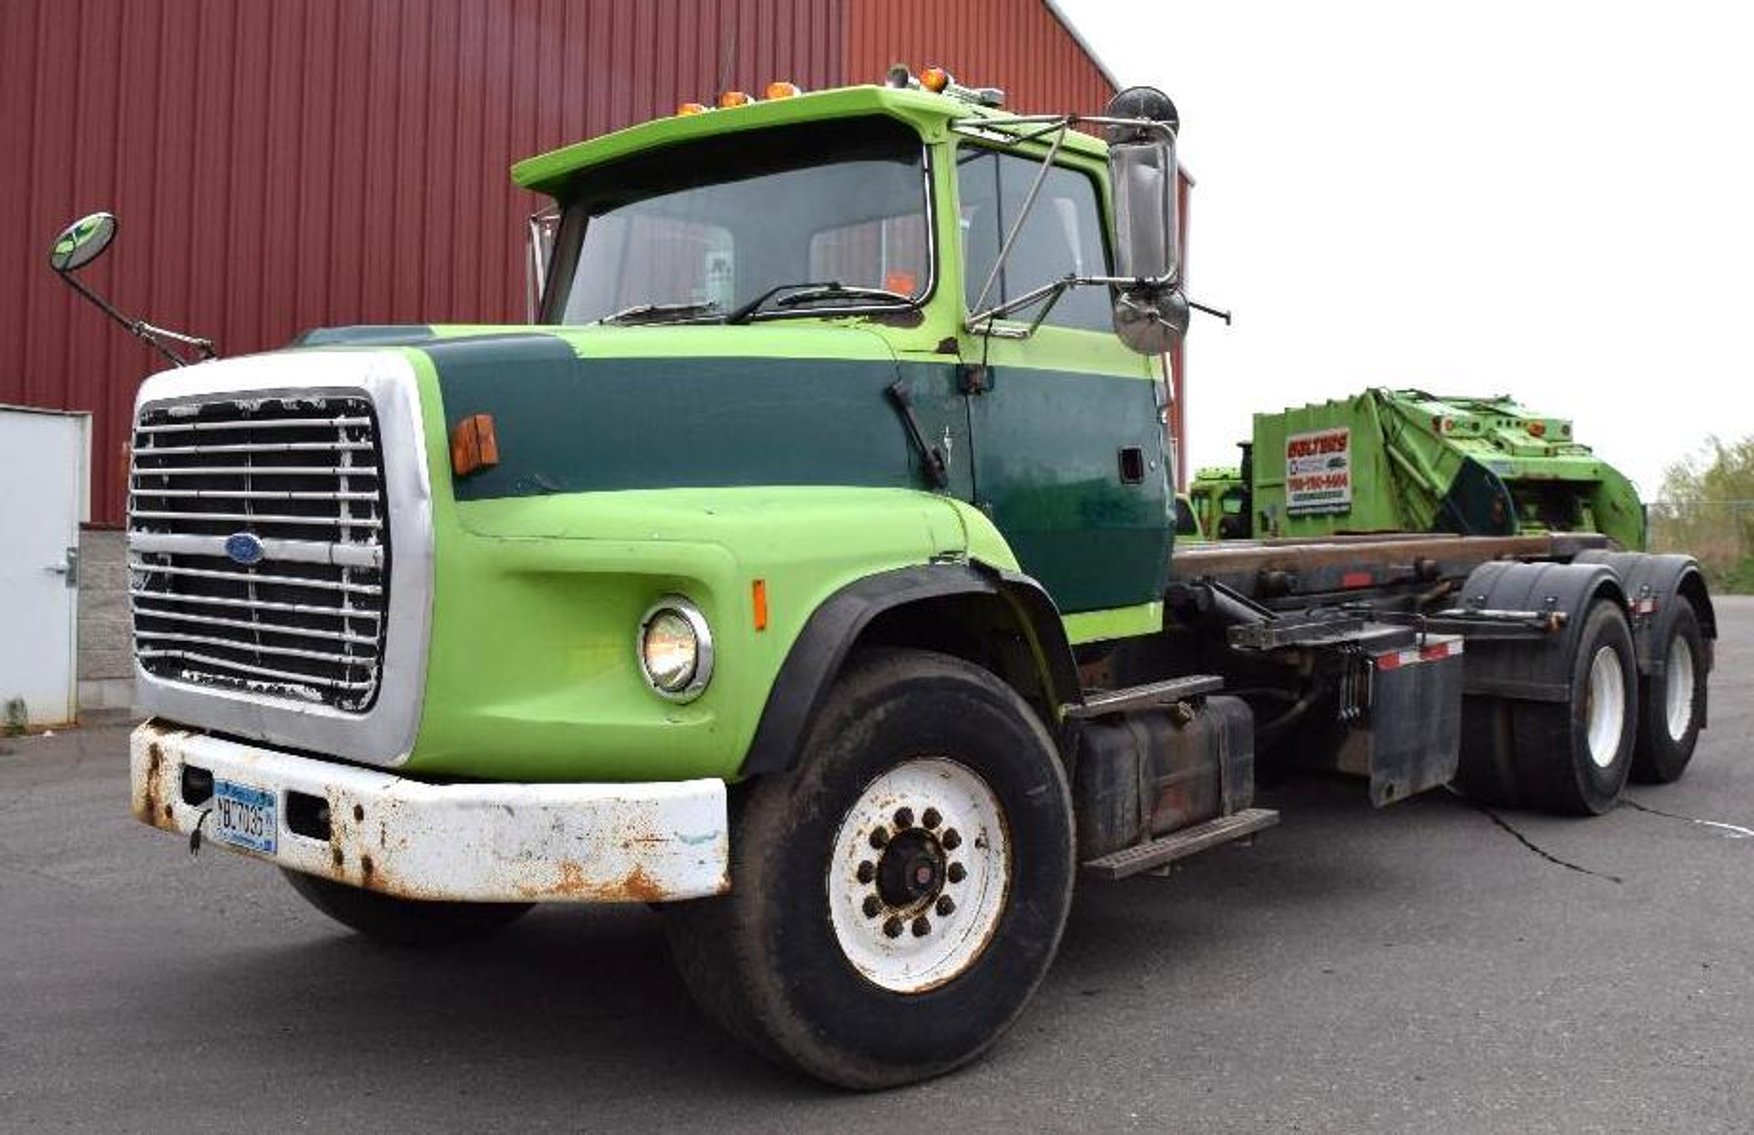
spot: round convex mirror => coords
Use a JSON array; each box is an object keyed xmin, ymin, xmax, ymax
[{"xmin": 49, "ymin": 212, "xmax": 117, "ymax": 272}]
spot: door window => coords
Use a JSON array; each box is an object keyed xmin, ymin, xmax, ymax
[{"xmin": 957, "ymin": 147, "xmax": 1111, "ymax": 331}]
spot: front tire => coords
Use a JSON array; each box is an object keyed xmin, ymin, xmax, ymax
[
  {"xmin": 1630, "ymin": 604, "xmax": 1707, "ymax": 784},
  {"xmin": 281, "ymin": 869, "xmax": 533, "ymax": 946},
  {"xmin": 664, "ymin": 648, "xmax": 1075, "ymax": 1089}
]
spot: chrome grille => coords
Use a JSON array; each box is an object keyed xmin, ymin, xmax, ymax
[{"xmin": 128, "ymin": 395, "xmax": 389, "ymax": 711}]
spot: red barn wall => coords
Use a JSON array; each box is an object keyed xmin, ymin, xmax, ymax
[
  {"xmin": 1, "ymin": 0, "xmax": 847, "ymax": 524},
  {"xmin": 845, "ymin": 0, "xmax": 1115, "ymax": 117},
  {"xmin": 2, "ymin": 0, "xmax": 1122, "ymax": 525}
]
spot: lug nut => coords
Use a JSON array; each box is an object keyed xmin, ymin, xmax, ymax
[
  {"xmin": 856, "ymin": 860, "xmax": 875, "ymax": 884},
  {"xmin": 894, "ymin": 806, "xmax": 914, "ymax": 829},
  {"xmin": 936, "ymin": 895, "xmax": 956, "ymax": 916},
  {"xmin": 883, "ymin": 916, "xmax": 904, "ymax": 939},
  {"xmin": 941, "ymin": 828, "xmax": 962, "ymax": 851},
  {"xmin": 863, "ymin": 895, "xmax": 883, "ymax": 918},
  {"xmin": 911, "ymin": 916, "xmax": 931, "ymax": 937},
  {"xmin": 922, "ymin": 807, "xmax": 941, "ymax": 830},
  {"xmin": 947, "ymin": 862, "xmax": 966, "ymax": 883},
  {"xmin": 869, "ymin": 827, "xmax": 890, "ymax": 850}
]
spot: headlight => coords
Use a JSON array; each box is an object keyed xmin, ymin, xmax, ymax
[{"xmin": 638, "ymin": 597, "xmax": 713, "ymax": 701}]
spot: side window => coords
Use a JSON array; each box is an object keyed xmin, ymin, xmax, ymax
[{"xmin": 957, "ymin": 147, "xmax": 1111, "ymax": 332}]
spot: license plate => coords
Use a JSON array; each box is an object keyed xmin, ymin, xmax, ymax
[{"xmin": 211, "ymin": 778, "xmax": 278, "ymax": 855}]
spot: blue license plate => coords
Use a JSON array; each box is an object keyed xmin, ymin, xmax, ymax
[{"xmin": 211, "ymin": 778, "xmax": 277, "ymax": 855}]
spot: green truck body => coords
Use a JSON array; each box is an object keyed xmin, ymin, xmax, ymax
[
  {"xmin": 1190, "ymin": 388, "xmax": 1646, "ymax": 549},
  {"xmin": 67, "ymin": 76, "xmax": 1714, "ymax": 1089}
]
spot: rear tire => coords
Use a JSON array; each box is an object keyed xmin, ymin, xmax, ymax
[
  {"xmin": 1510, "ymin": 599, "xmax": 1638, "ymax": 815},
  {"xmin": 1454, "ymin": 695, "xmax": 1518, "ymax": 806},
  {"xmin": 663, "ymin": 648, "xmax": 1075, "ymax": 1089},
  {"xmin": 1630, "ymin": 604, "xmax": 1707, "ymax": 784},
  {"xmin": 281, "ymin": 869, "xmax": 533, "ymax": 946}
]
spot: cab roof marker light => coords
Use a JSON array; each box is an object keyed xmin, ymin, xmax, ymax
[
  {"xmin": 883, "ymin": 62, "xmax": 1005, "ymax": 108},
  {"xmin": 677, "ymin": 101, "xmax": 710, "ymax": 116},
  {"xmin": 718, "ymin": 90, "xmax": 755, "ymax": 108},
  {"xmin": 884, "ymin": 63, "xmax": 917, "ymax": 89},
  {"xmin": 764, "ymin": 81, "xmax": 802, "ymax": 100}
]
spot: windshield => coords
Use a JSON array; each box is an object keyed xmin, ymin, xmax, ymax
[{"xmin": 543, "ymin": 117, "xmax": 931, "ymax": 325}]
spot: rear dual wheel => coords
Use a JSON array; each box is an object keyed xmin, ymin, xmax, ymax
[
  {"xmin": 1511, "ymin": 598, "xmax": 1639, "ymax": 814},
  {"xmin": 1457, "ymin": 598, "xmax": 1640, "ymax": 815},
  {"xmin": 1631, "ymin": 604, "xmax": 1707, "ymax": 784},
  {"xmin": 664, "ymin": 648, "xmax": 1075, "ymax": 1089}
]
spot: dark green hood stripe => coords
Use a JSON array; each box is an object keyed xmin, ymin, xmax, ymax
[{"xmin": 427, "ymin": 334, "xmax": 922, "ymax": 498}]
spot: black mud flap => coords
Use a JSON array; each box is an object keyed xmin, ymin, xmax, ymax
[{"xmin": 1336, "ymin": 635, "xmax": 1465, "ymax": 806}]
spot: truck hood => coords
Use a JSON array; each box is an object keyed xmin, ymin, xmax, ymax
[{"xmin": 354, "ymin": 324, "xmax": 950, "ymax": 507}]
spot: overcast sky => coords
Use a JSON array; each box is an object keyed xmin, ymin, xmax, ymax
[{"xmin": 1055, "ymin": 0, "xmax": 1754, "ymax": 498}]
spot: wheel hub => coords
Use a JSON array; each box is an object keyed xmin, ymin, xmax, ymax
[
  {"xmin": 875, "ymin": 828, "xmax": 946, "ymax": 908},
  {"xmin": 826, "ymin": 757, "xmax": 1011, "ymax": 994}
]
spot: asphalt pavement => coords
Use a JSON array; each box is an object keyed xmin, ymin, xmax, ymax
[{"xmin": 2, "ymin": 598, "xmax": 1750, "ymax": 1133}]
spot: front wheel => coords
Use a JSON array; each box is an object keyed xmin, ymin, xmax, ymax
[
  {"xmin": 281, "ymin": 869, "xmax": 533, "ymax": 946},
  {"xmin": 664, "ymin": 648, "xmax": 1075, "ymax": 1089}
]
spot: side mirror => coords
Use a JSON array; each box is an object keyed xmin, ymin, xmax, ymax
[
  {"xmin": 49, "ymin": 212, "xmax": 117, "ymax": 273},
  {"xmin": 1105, "ymin": 88, "xmax": 1184, "ymax": 354}
]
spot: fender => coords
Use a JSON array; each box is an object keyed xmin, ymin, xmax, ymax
[
  {"xmin": 739, "ymin": 561, "xmax": 1081, "ymax": 777},
  {"xmin": 1456, "ymin": 560, "xmax": 1628, "ymax": 702},
  {"xmin": 1573, "ymin": 550, "xmax": 1717, "ymax": 674}
]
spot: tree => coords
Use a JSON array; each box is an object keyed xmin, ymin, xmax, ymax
[{"xmin": 1651, "ymin": 435, "xmax": 1754, "ymax": 593}]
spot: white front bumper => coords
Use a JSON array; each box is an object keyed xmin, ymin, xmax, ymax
[{"xmin": 130, "ymin": 721, "xmax": 730, "ymax": 903}]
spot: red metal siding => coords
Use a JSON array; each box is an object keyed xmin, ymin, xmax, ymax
[
  {"xmin": 4, "ymin": 0, "xmax": 1116, "ymax": 525},
  {"xmin": 845, "ymin": 0, "xmax": 1115, "ymax": 118},
  {"xmin": 1, "ymin": 0, "xmax": 847, "ymax": 524}
]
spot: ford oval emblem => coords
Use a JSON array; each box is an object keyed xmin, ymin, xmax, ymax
[{"xmin": 224, "ymin": 532, "xmax": 266, "ymax": 566}]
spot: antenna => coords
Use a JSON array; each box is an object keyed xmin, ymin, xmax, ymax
[{"xmin": 716, "ymin": 27, "xmax": 737, "ymax": 97}]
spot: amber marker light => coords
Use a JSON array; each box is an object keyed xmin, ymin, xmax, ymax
[
  {"xmin": 677, "ymin": 101, "xmax": 710, "ymax": 116},
  {"xmin": 450, "ymin": 413, "xmax": 499, "ymax": 476},
  {"xmin": 764, "ymin": 81, "xmax": 802, "ymax": 100},
  {"xmin": 752, "ymin": 579, "xmax": 769, "ymax": 632},
  {"xmin": 718, "ymin": 90, "xmax": 755, "ymax": 108},
  {"xmin": 920, "ymin": 66, "xmax": 952, "ymax": 93}
]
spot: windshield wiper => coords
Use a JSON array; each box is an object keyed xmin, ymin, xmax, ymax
[
  {"xmin": 724, "ymin": 281, "xmax": 913, "ymax": 324},
  {"xmin": 597, "ymin": 301, "xmax": 721, "ymax": 326}
]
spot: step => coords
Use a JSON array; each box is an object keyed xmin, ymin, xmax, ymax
[
  {"xmin": 1066, "ymin": 674, "xmax": 1224, "ymax": 719},
  {"xmin": 1082, "ymin": 808, "xmax": 1280, "ymax": 880}
]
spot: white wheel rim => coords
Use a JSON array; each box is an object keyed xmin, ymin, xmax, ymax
[
  {"xmin": 1665, "ymin": 635, "xmax": 1696, "ymax": 742},
  {"xmin": 826, "ymin": 757, "xmax": 1011, "ymax": 994},
  {"xmin": 1585, "ymin": 646, "xmax": 1627, "ymax": 769}
]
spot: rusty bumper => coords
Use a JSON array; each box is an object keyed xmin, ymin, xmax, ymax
[{"xmin": 130, "ymin": 721, "xmax": 730, "ymax": 903}]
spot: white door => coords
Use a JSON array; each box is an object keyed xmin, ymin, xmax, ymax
[{"xmin": 0, "ymin": 407, "xmax": 89, "ymax": 727}]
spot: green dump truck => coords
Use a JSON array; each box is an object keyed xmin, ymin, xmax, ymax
[
  {"xmin": 55, "ymin": 71, "xmax": 1716, "ymax": 1090},
  {"xmin": 1189, "ymin": 388, "xmax": 1646, "ymax": 548}
]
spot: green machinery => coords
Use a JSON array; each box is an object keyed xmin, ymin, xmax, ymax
[{"xmin": 1188, "ymin": 388, "xmax": 1646, "ymax": 549}]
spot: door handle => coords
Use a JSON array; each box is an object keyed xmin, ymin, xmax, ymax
[{"xmin": 43, "ymin": 547, "xmax": 78, "ymax": 587}]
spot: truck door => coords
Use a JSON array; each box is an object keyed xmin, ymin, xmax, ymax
[{"xmin": 956, "ymin": 145, "xmax": 1170, "ymax": 614}]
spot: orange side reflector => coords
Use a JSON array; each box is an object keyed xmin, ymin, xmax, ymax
[
  {"xmin": 752, "ymin": 579, "xmax": 769, "ymax": 632},
  {"xmin": 764, "ymin": 81, "xmax": 802, "ymax": 100},
  {"xmin": 718, "ymin": 90, "xmax": 754, "ymax": 108},
  {"xmin": 920, "ymin": 66, "xmax": 952, "ymax": 93},
  {"xmin": 677, "ymin": 101, "xmax": 710, "ymax": 116},
  {"xmin": 1527, "ymin": 421, "xmax": 1547, "ymax": 438},
  {"xmin": 450, "ymin": 413, "xmax": 499, "ymax": 477}
]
